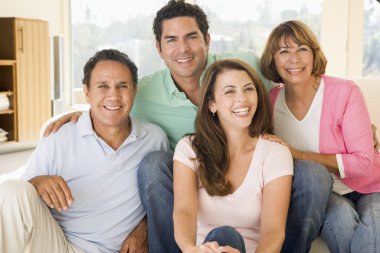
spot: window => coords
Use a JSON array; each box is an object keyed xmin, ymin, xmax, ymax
[
  {"xmin": 71, "ymin": 0, "xmax": 167, "ymax": 103},
  {"xmin": 363, "ymin": 0, "xmax": 380, "ymax": 76},
  {"xmin": 196, "ymin": 0, "xmax": 322, "ymax": 55},
  {"xmin": 70, "ymin": 0, "xmax": 330, "ymax": 104}
]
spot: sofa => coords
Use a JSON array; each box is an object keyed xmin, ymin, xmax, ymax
[{"xmin": 0, "ymin": 78, "xmax": 378, "ymax": 252}]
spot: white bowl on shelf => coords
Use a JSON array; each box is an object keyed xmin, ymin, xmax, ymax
[
  {"xmin": 0, "ymin": 128, "xmax": 8, "ymax": 142},
  {"xmin": 0, "ymin": 93, "xmax": 10, "ymax": 111}
]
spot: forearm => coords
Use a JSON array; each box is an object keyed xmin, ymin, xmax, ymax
[
  {"xmin": 173, "ymin": 210, "xmax": 198, "ymax": 252},
  {"xmin": 291, "ymin": 147, "xmax": 339, "ymax": 173},
  {"xmin": 133, "ymin": 216, "xmax": 147, "ymax": 234},
  {"xmin": 255, "ymin": 231, "xmax": 285, "ymax": 253}
]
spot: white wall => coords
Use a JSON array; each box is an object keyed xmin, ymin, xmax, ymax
[
  {"xmin": 321, "ymin": 0, "xmax": 364, "ymax": 77},
  {"xmin": 0, "ymin": 0, "xmax": 64, "ymax": 34}
]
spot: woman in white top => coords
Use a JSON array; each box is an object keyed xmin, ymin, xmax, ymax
[
  {"xmin": 173, "ymin": 59, "xmax": 293, "ymax": 253},
  {"xmin": 260, "ymin": 20, "xmax": 380, "ymax": 253}
]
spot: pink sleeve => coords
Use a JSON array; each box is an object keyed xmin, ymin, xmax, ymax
[
  {"xmin": 173, "ymin": 136, "xmax": 198, "ymax": 172},
  {"xmin": 340, "ymin": 85, "xmax": 374, "ymax": 178}
]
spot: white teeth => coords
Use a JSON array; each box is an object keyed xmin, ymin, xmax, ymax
[
  {"xmin": 104, "ymin": 105, "xmax": 121, "ymax": 110},
  {"xmin": 233, "ymin": 108, "xmax": 249, "ymax": 113},
  {"xmin": 288, "ymin": 68, "xmax": 303, "ymax": 72},
  {"xmin": 176, "ymin": 58, "xmax": 192, "ymax": 63}
]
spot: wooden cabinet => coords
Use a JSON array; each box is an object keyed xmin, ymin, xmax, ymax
[
  {"xmin": 0, "ymin": 60, "xmax": 17, "ymax": 142},
  {"xmin": 0, "ymin": 18, "xmax": 51, "ymax": 142}
]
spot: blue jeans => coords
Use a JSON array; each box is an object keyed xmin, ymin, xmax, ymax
[
  {"xmin": 281, "ymin": 160, "xmax": 333, "ymax": 253},
  {"xmin": 138, "ymin": 151, "xmax": 332, "ymax": 253},
  {"xmin": 138, "ymin": 151, "xmax": 180, "ymax": 253},
  {"xmin": 203, "ymin": 226, "xmax": 246, "ymax": 253},
  {"xmin": 320, "ymin": 191, "xmax": 380, "ymax": 253}
]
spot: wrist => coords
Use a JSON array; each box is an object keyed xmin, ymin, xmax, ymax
[
  {"xmin": 296, "ymin": 150, "xmax": 304, "ymax": 160},
  {"xmin": 182, "ymin": 246, "xmax": 195, "ymax": 253}
]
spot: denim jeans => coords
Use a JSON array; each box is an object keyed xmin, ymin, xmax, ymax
[
  {"xmin": 202, "ymin": 226, "xmax": 246, "ymax": 253},
  {"xmin": 320, "ymin": 191, "xmax": 380, "ymax": 253},
  {"xmin": 281, "ymin": 160, "xmax": 333, "ymax": 253},
  {"xmin": 138, "ymin": 151, "xmax": 332, "ymax": 253},
  {"xmin": 137, "ymin": 151, "xmax": 180, "ymax": 253}
]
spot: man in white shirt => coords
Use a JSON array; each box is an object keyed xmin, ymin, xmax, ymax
[{"xmin": 0, "ymin": 49, "xmax": 169, "ymax": 253}]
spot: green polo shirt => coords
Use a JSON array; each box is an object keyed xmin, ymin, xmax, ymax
[{"xmin": 132, "ymin": 51, "xmax": 274, "ymax": 150}]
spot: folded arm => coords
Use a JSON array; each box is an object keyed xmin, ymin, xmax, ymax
[{"xmin": 29, "ymin": 175, "xmax": 74, "ymax": 211}]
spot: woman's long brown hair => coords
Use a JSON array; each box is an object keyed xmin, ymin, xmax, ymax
[{"xmin": 192, "ymin": 59, "xmax": 272, "ymax": 196}]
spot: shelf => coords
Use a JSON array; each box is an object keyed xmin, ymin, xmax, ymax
[
  {"xmin": 0, "ymin": 140, "xmax": 15, "ymax": 145},
  {"xmin": 1, "ymin": 18, "xmax": 51, "ymax": 142},
  {"xmin": 0, "ymin": 109, "xmax": 14, "ymax": 115},
  {"xmin": 0, "ymin": 91, "xmax": 13, "ymax": 96},
  {"xmin": 0, "ymin": 60, "xmax": 16, "ymax": 65}
]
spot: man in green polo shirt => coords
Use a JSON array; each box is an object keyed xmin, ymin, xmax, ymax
[
  {"xmin": 46, "ymin": 1, "xmax": 332, "ymax": 252},
  {"xmin": 133, "ymin": 51, "xmax": 272, "ymax": 149}
]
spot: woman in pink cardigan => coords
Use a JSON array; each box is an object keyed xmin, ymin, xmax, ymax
[{"xmin": 260, "ymin": 20, "xmax": 380, "ymax": 253}]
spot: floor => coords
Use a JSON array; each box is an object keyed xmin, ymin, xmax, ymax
[{"xmin": 0, "ymin": 149, "xmax": 34, "ymax": 183}]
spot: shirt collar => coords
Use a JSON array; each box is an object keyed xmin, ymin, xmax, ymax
[
  {"xmin": 77, "ymin": 110, "xmax": 147, "ymax": 144},
  {"xmin": 163, "ymin": 53, "xmax": 215, "ymax": 98},
  {"xmin": 77, "ymin": 111, "xmax": 95, "ymax": 137}
]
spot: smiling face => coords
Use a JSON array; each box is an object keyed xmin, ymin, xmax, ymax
[
  {"xmin": 208, "ymin": 69, "xmax": 258, "ymax": 132},
  {"xmin": 157, "ymin": 16, "xmax": 210, "ymax": 84},
  {"xmin": 84, "ymin": 60, "xmax": 136, "ymax": 134},
  {"xmin": 273, "ymin": 35, "xmax": 315, "ymax": 86}
]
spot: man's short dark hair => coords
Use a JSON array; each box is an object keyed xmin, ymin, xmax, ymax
[
  {"xmin": 153, "ymin": 0, "xmax": 209, "ymax": 47},
  {"xmin": 82, "ymin": 49, "xmax": 138, "ymax": 87}
]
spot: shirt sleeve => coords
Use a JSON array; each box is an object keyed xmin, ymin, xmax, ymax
[
  {"xmin": 173, "ymin": 136, "xmax": 198, "ymax": 172},
  {"xmin": 262, "ymin": 143, "xmax": 293, "ymax": 185},
  {"xmin": 151, "ymin": 122, "xmax": 170, "ymax": 152},
  {"xmin": 336, "ymin": 154, "xmax": 346, "ymax": 177},
  {"xmin": 20, "ymin": 137, "xmax": 53, "ymax": 181},
  {"xmin": 339, "ymin": 85, "xmax": 374, "ymax": 178},
  {"xmin": 244, "ymin": 51, "xmax": 276, "ymax": 92}
]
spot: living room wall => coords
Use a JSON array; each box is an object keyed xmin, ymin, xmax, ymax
[{"xmin": 0, "ymin": 0, "xmax": 64, "ymax": 36}]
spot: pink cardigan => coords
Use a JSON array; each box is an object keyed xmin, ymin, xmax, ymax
[{"xmin": 270, "ymin": 75, "xmax": 380, "ymax": 194}]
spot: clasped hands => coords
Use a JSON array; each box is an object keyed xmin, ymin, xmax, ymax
[{"xmin": 184, "ymin": 242, "xmax": 240, "ymax": 253}]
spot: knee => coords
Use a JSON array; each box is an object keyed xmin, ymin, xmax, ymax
[
  {"xmin": 138, "ymin": 151, "xmax": 172, "ymax": 180},
  {"xmin": 293, "ymin": 160, "xmax": 332, "ymax": 195},
  {"xmin": 137, "ymin": 151, "xmax": 174, "ymax": 192},
  {"xmin": 204, "ymin": 226, "xmax": 246, "ymax": 252},
  {"xmin": 207, "ymin": 226, "xmax": 244, "ymax": 243},
  {"xmin": 327, "ymin": 202, "xmax": 357, "ymax": 223},
  {"xmin": 0, "ymin": 180, "xmax": 37, "ymax": 203},
  {"xmin": 324, "ymin": 197, "xmax": 358, "ymax": 232},
  {"xmin": 294, "ymin": 160, "xmax": 331, "ymax": 183}
]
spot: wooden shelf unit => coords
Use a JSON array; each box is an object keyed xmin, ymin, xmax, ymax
[
  {"xmin": 0, "ymin": 60, "xmax": 17, "ymax": 142},
  {"xmin": 0, "ymin": 18, "xmax": 51, "ymax": 143}
]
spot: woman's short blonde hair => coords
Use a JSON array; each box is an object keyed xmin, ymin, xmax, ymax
[{"xmin": 260, "ymin": 20, "xmax": 327, "ymax": 83}]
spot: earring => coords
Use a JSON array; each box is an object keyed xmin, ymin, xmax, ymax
[{"xmin": 212, "ymin": 111, "xmax": 215, "ymax": 117}]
